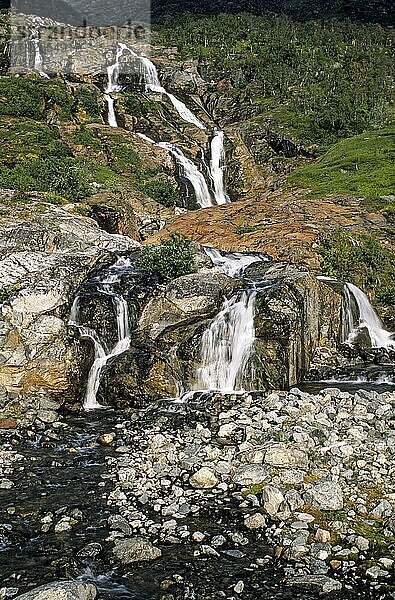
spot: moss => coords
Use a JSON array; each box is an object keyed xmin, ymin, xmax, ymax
[
  {"xmin": 75, "ymin": 85, "xmax": 101, "ymax": 121},
  {"xmin": 236, "ymin": 224, "xmax": 260, "ymax": 235}
]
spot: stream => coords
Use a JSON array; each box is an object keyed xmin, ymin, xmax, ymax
[{"xmin": 0, "ymin": 404, "xmax": 385, "ymax": 600}]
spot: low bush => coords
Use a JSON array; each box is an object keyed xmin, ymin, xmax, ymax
[
  {"xmin": 139, "ymin": 178, "xmax": 182, "ymax": 208},
  {"xmin": 0, "ymin": 157, "xmax": 92, "ymax": 200},
  {"xmin": 138, "ymin": 232, "xmax": 197, "ymax": 281}
]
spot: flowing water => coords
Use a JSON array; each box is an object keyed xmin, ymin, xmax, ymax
[
  {"xmin": 343, "ymin": 282, "xmax": 395, "ymax": 348},
  {"xmin": 209, "ymin": 130, "xmax": 229, "ymax": 205},
  {"xmin": 103, "ymin": 43, "xmax": 229, "ymax": 207},
  {"xmin": 195, "ymin": 289, "xmax": 257, "ymax": 392},
  {"xmin": 191, "ymin": 249, "xmax": 267, "ymax": 394},
  {"xmin": 31, "ymin": 30, "xmax": 49, "ymax": 78},
  {"xmin": 157, "ymin": 141, "xmax": 213, "ymax": 208},
  {"xmin": 69, "ymin": 257, "xmax": 136, "ymax": 409}
]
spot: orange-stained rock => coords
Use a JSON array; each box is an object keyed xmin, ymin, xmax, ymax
[
  {"xmin": 0, "ymin": 418, "xmax": 17, "ymax": 429},
  {"xmin": 147, "ymin": 190, "xmax": 391, "ymax": 271}
]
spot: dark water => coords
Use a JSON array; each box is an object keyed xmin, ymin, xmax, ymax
[{"xmin": 0, "ymin": 409, "xmax": 391, "ymax": 599}]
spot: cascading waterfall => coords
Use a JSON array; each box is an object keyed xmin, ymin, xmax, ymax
[
  {"xmin": 191, "ymin": 249, "xmax": 267, "ymax": 394},
  {"xmin": 343, "ymin": 282, "xmax": 395, "ymax": 348},
  {"xmin": 195, "ymin": 289, "xmax": 257, "ymax": 392},
  {"xmin": 205, "ymin": 247, "xmax": 266, "ymax": 278},
  {"xmin": 104, "ymin": 44, "xmax": 126, "ymax": 127},
  {"xmin": 103, "ymin": 43, "xmax": 229, "ymax": 207},
  {"xmin": 69, "ymin": 257, "xmax": 134, "ymax": 410},
  {"xmin": 157, "ymin": 141, "xmax": 213, "ymax": 208},
  {"xmin": 31, "ymin": 30, "xmax": 49, "ymax": 78},
  {"xmin": 209, "ymin": 130, "xmax": 229, "ymax": 205}
]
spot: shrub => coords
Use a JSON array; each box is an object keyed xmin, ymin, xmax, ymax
[
  {"xmin": 123, "ymin": 92, "xmax": 159, "ymax": 118},
  {"xmin": 0, "ymin": 157, "xmax": 92, "ymax": 200},
  {"xmin": 138, "ymin": 233, "xmax": 197, "ymax": 281},
  {"xmin": 0, "ymin": 77, "xmax": 72, "ymax": 121},
  {"xmin": 139, "ymin": 178, "xmax": 182, "ymax": 208}
]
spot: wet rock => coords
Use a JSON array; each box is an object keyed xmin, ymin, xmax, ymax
[
  {"xmin": 97, "ymin": 433, "xmax": 116, "ymax": 446},
  {"xmin": 285, "ymin": 575, "xmax": 342, "ymax": 594},
  {"xmin": 113, "ymin": 537, "xmax": 162, "ymax": 563},
  {"xmin": 189, "ymin": 467, "xmax": 218, "ymax": 489},
  {"xmin": 15, "ymin": 581, "xmax": 97, "ymax": 599},
  {"xmin": 304, "ymin": 480, "xmax": 343, "ymax": 511}
]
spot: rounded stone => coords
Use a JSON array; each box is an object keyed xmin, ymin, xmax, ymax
[{"xmin": 189, "ymin": 467, "xmax": 218, "ymax": 489}]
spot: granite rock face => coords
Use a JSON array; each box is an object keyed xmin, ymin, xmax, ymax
[{"xmin": 0, "ymin": 199, "xmax": 139, "ymax": 412}]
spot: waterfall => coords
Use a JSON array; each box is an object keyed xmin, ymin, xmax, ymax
[
  {"xmin": 31, "ymin": 30, "xmax": 49, "ymax": 79},
  {"xmin": 102, "ymin": 44, "xmax": 229, "ymax": 207},
  {"xmin": 157, "ymin": 141, "xmax": 213, "ymax": 208},
  {"xmin": 209, "ymin": 131, "xmax": 229, "ymax": 205},
  {"xmin": 195, "ymin": 290, "xmax": 257, "ymax": 392},
  {"xmin": 343, "ymin": 282, "xmax": 395, "ymax": 348},
  {"xmin": 204, "ymin": 247, "xmax": 266, "ymax": 277},
  {"xmin": 189, "ymin": 249, "xmax": 267, "ymax": 394},
  {"xmin": 104, "ymin": 45, "xmax": 125, "ymax": 127},
  {"xmin": 69, "ymin": 257, "xmax": 134, "ymax": 410},
  {"xmin": 138, "ymin": 55, "xmax": 205, "ymax": 129}
]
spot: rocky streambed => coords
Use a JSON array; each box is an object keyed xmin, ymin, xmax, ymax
[{"xmin": 1, "ymin": 386, "xmax": 395, "ymax": 599}]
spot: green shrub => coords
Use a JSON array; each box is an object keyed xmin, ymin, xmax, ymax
[
  {"xmin": 71, "ymin": 126, "xmax": 101, "ymax": 151},
  {"xmin": 376, "ymin": 287, "xmax": 395, "ymax": 307},
  {"xmin": 0, "ymin": 157, "xmax": 92, "ymax": 200},
  {"xmin": 123, "ymin": 92, "xmax": 159, "ymax": 118},
  {"xmin": 109, "ymin": 141, "xmax": 142, "ymax": 175},
  {"xmin": 0, "ymin": 77, "xmax": 73, "ymax": 121},
  {"xmin": 138, "ymin": 233, "xmax": 197, "ymax": 281},
  {"xmin": 139, "ymin": 178, "xmax": 182, "ymax": 208}
]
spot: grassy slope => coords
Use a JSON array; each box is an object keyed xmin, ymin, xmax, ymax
[{"xmin": 287, "ymin": 129, "xmax": 395, "ymax": 211}]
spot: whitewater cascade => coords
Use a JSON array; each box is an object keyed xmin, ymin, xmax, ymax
[
  {"xmin": 157, "ymin": 141, "xmax": 213, "ymax": 208},
  {"xmin": 69, "ymin": 258, "xmax": 133, "ymax": 409},
  {"xmin": 31, "ymin": 30, "xmax": 49, "ymax": 78},
  {"xmin": 195, "ymin": 290, "xmax": 257, "ymax": 392},
  {"xmin": 343, "ymin": 282, "xmax": 395, "ymax": 349},
  {"xmin": 191, "ymin": 249, "xmax": 266, "ymax": 393},
  {"xmin": 209, "ymin": 130, "xmax": 229, "ymax": 205},
  {"xmin": 104, "ymin": 43, "xmax": 229, "ymax": 207}
]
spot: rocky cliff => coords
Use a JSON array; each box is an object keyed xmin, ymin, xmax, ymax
[{"xmin": 0, "ymin": 194, "xmax": 139, "ymax": 418}]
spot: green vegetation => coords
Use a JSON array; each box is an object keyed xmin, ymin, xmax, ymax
[
  {"xmin": 74, "ymin": 85, "xmax": 101, "ymax": 121},
  {"xmin": 0, "ymin": 76, "xmax": 73, "ymax": 121},
  {"xmin": 138, "ymin": 178, "xmax": 183, "ymax": 208},
  {"xmin": 288, "ymin": 129, "xmax": 395, "ymax": 209},
  {"xmin": 0, "ymin": 157, "xmax": 92, "ymax": 200},
  {"xmin": 155, "ymin": 14, "xmax": 394, "ymax": 148},
  {"xmin": 138, "ymin": 233, "xmax": 197, "ymax": 281},
  {"xmin": 151, "ymin": 0, "xmax": 391, "ymax": 25},
  {"xmin": 317, "ymin": 229, "xmax": 395, "ymax": 306},
  {"xmin": 0, "ymin": 119, "xmax": 72, "ymax": 161},
  {"xmin": 70, "ymin": 126, "xmax": 101, "ymax": 151},
  {"xmin": 123, "ymin": 92, "xmax": 160, "ymax": 118}
]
